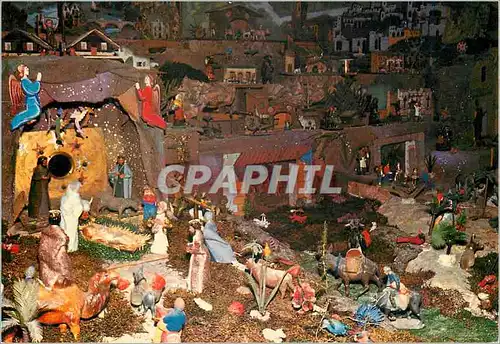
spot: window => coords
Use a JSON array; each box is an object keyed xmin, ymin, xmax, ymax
[
  {"xmin": 136, "ymin": 61, "xmax": 142, "ymax": 67},
  {"xmin": 481, "ymin": 66, "xmax": 487, "ymax": 83},
  {"xmin": 26, "ymin": 42, "xmax": 34, "ymax": 51},
  {"xmin": 4, "ymin": 42, "xmax": 11, "ymax": 51},
  {"xmin": 81, "ymin": 41, "xmax": 87, "ymax": 50},
  {"xmin": 100, "ymin": 42, "xmax": 108, "ymax": 51}
]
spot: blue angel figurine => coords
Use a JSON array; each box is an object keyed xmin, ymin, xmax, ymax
[{"xmin": 11, "ymin": 65, "xmax": 42, "ymax": 131}]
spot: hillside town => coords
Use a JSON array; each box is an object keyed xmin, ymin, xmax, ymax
[{"xmin": 1, "ymin": 1, "xmax": 498, "ymax": 343}]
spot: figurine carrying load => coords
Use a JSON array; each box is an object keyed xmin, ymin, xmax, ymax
[{"xmin": 376, "ymin": 266, "xmax": 422, "ymax": 321}]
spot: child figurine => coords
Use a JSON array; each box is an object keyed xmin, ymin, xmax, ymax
[
  {"xmin": 154, "ymin": 298, "xmax": 187, "ymax": 343},
  {"xmin": 142, "ymin": 186, "xmax": 157, "ymax": 222},
  {"xmin": 150, "ymin": 201, "xmax": 170, "ymax": 255}
]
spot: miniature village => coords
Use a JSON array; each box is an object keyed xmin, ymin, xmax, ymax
[{"xmin": 1, "ymin": 1, "xmax": 498, "ymax": 343}]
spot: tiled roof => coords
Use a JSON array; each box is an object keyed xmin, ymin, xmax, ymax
[{"xmin": 234, "ymin": 145, "xmax": 311, "ymax": 167}]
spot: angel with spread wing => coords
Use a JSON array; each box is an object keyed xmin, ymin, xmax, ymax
[
  {"xmin": 135, "ymin": 75, "xmax": 166, "ymax": 130},
  {"xmin": 10, "ymin": 64, "xmax": 43, "ymax": 131},
  {"xmin": 70, "ymin": 106, "xmax": 96, "ymax": 139}
]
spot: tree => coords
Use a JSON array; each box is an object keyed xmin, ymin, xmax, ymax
[
  {"xmin": 443, "ymin": 3, "xmax": 492, "ymax": 44},
  {"xmin": 158, "ymin": 61, "xmax": 208, "ymax": 111},
  {"xmin": 324, "ymin": 78, "xmax": 378, "ymax": 126},
  {"xmin": 2, "ymin": 3, "xmax": 27, "ymax": 31},
  {"xmin": 1, "ymin": 279, "xmax": 56, "ymax": 342},
  {"xmin": 431, "ymin": 222, "xmax": 467, "ymax": 255}
]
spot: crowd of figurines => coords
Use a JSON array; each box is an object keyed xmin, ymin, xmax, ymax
[{"xmin": 4, "ymin": 140, "xmax": 439, "ymax": 343}]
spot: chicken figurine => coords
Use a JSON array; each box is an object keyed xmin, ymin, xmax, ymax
[
  {"xmin": 130, "ymin": 267, "xmax": 166, "ymax": 316},
  {"xmin": 254, "ymin": 213, "xmax": 270, "ymax": 228}
]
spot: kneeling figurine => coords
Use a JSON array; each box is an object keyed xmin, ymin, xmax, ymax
[
  {"xmin": 376, "ymin": 266, "xmax": 422, "ymax": 321},
  {"xmin": 154, "ymin": 298, "xmax": 187, "ymax": 343}
]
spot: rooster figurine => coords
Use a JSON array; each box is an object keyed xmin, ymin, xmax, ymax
[
  {"xmin": 130, "ymin": 267, "xmax": 166, "ymax": 316},
  {"xmin": 37, "ymin": 270, "xmax": 129, "ymax": 340}
]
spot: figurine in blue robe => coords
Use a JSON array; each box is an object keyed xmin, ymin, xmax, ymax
[
  {"xmin": 202, "ymin": 211, "xmax": 235, "ymax": 263},
  {"xmin": 108, "ymin": 156, "xmax": 133, "ymax": 199},
  {"xmin": 11, "ymin": 65, "xmax": 42, "ymax": 131}
]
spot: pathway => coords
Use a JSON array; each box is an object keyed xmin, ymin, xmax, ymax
[{"xmin": 101, "ymin": 254, "xmax": 188, "ymax": 343}]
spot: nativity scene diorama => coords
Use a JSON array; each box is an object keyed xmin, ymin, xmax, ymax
[{"xmin": 1, "ymin": 1, "xmax": 499, "ymax": 343}]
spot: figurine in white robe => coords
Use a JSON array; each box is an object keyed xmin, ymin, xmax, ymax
[
  {"xmin": 150, "ymin": 201, "xmax": 169, "ymax": 255},
  {"xmin": 60, "ymin": 181, "xmax": 84, "ymax": 252}
]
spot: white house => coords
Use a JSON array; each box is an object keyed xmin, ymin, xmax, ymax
[
  {"xmin": 332, "ymin": 35, "xmax": 350, "ymax": 52},
  {"xmin": 116, "ymin": 46, "xmax": 159, "ymax": 70},
  {"xmin": 369, "ymin": 31, "xmax": 389, "ymax": 51}
]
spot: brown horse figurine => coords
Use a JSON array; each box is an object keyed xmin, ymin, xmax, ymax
[{"xmin": 317, "ymin": 245, "xmax": 382, "ymax": 298}]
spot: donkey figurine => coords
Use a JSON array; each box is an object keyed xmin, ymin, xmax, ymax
[
  {"xmin": 460, "ymin": 234, "xmax": 484, "ymax": 270},
  {"xmin": 317, "ymin": 244, "xmax": 383, "ymax": 298}
]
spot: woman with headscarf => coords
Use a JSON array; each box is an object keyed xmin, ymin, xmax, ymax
[{"xmin": 202, "ymin": 212, "xmax": 245, "ymax": 270}]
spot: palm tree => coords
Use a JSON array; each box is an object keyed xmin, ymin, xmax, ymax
[{"xmin": 1, "ymin": 279, "xmax": 56, "ymax": 342}]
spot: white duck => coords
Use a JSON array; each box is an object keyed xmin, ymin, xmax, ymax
[{"xmin": 253, "ymin": 213, "xmax": 270, "ymax": 228}]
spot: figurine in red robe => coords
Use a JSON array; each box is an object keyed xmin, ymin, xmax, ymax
[{"xmin": 135, "ymin": 75, "xmax": 166, "ymax": 129}]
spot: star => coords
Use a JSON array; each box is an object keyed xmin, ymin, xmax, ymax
[
  {"xmin": 71, "ymin": 139, "xmax": 83, "ymax": 152},
  {"xmin": 18, "ymin": 143, "xmax": 27, "ymax": 156},
  {"xmin": 78, "ymin": 172, "xmax": 87, "ymax": 184},
  {"xmin": 32, "ymin": 143, "xmax": 46, "ymax": 157},
  {"xmin": 76, "ymin": 157, "xmax": 91, "ymax": 172}
]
